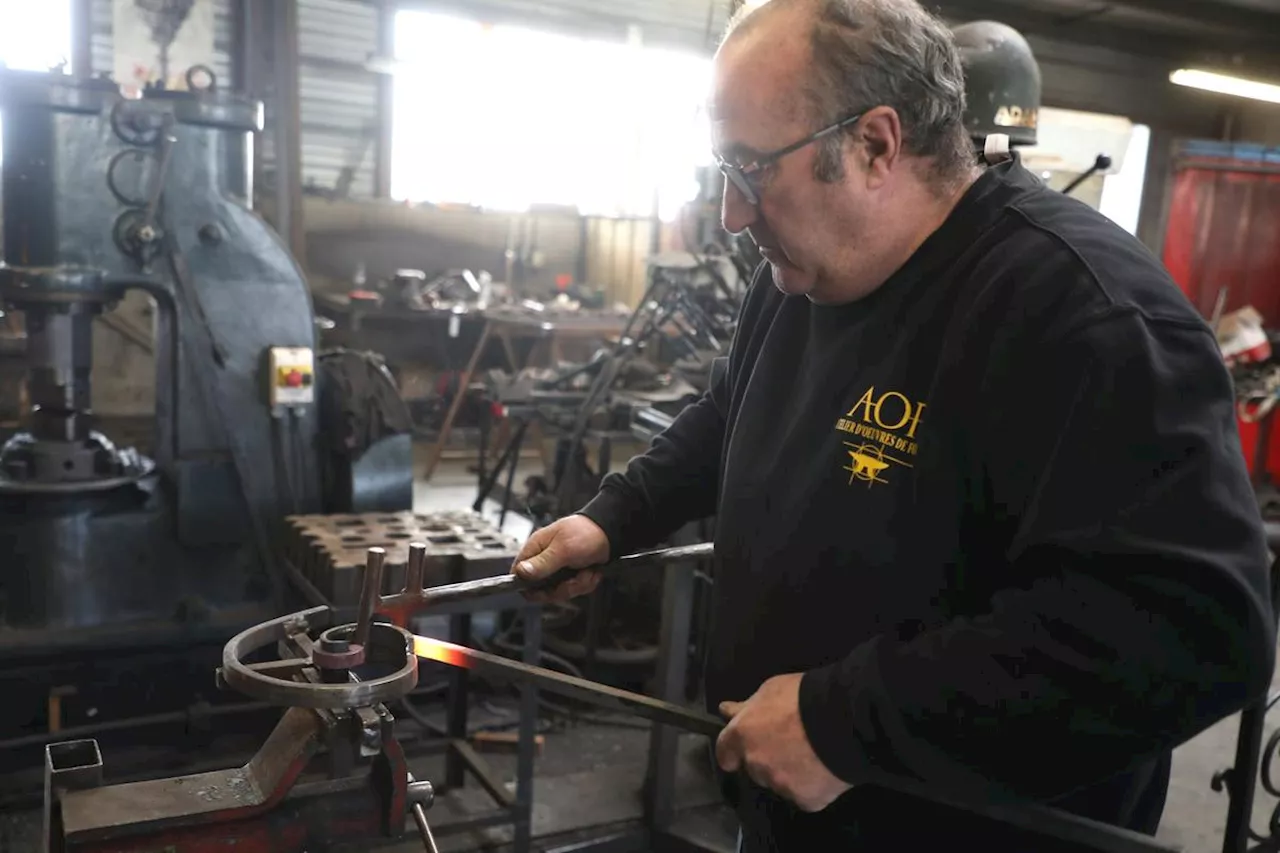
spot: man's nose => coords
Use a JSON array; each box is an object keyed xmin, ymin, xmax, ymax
[{"xmin": 721, "ymin": 179, "xmax": 757, "ymax": 235}]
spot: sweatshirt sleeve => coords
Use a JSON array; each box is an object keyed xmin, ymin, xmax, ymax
[
  {"xmin": 798, "ymin": 308, "xmax": 1276, "ymax": 801},
  {"xmin": 577, "ymin": 357, "xmax": 729, "ymax": 558}
]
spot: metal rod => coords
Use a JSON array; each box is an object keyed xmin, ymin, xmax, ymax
[
  {"xmin": 397, "ymin": 542, "xmax": 713, "ymax": 611},
  {"xmin": 410, "ymin": 632, "xmax": 1177, "ymax": 853},
  {"xmin": 413, "ymin": 634, "xmax": 720, "ymax": 736},
  {"xmin": 405, "ymin": 542, "xmax": 426, "ymax": 595},
  {"xmin": 353, "ymin": 547, "xmax": 386, "ymax": 649},
  {"xmin": 412, "ymin": 803, "xmax": 441, "ymax": 853}
]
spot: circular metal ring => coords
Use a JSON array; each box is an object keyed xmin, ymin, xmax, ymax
[
  {"xmin": 221, "ymin": 606, "xmax": 418, "ymax": 709},
  {"xmin": 109, "ymin": 99, "xmax": 162, "ymax": 147},
  {"xmin": 112, "ymin": 209, "xmax": 164, "ymax": 266},
  {"xmin": 106, "ymin": 148, "xmax": 160, "ymax": 208},
  {"xmin": 311, "ymin": 625, "xmax": 368, "ymax": 670},
  {"xmin": 186, "ymin": 64, "xmax": 217, "ymax": 92}
]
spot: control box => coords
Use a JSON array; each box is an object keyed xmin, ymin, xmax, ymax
[{"xmin": 267, "ymin": 346, "xmax": 315, "ymax": 409}]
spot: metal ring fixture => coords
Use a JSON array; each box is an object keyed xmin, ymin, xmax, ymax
[
  {"xmin": 109, "ymin": 99, "xmax": 163, "ymax": 147},
  {"xmin": 106, "ymin": 148, "xmax": 160, "ymax": 208},
  {"xmin": 185, "ymin": 64, "xmax": 217, "ymax": 93},
  {"xmin": 220, "ymin": 605, "xmax": 419, "ymax": 709}
]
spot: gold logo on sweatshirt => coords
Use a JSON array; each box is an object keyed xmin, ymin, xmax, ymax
[{"xmin": 833, "ymin": 386, "xmax": 925, "ymax": 488}]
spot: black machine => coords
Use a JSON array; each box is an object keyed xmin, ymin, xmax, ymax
[{"xmin": 0, "ymin": 67, "xmax": 413, "ymax": 789}]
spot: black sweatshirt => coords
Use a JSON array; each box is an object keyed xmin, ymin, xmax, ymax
[{"xmin": 581, "ymin": 158, "xmax": 1276, "ymax": 846}]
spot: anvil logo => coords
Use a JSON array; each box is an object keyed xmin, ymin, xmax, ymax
[{"xmin": 833, "ymin": 386, "xmax": 925, "ymax": 488}]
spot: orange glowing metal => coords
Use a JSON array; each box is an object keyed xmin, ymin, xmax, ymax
[{"xmin": 412, "ymin": 635, "xmax": 472, "ymax": 670}]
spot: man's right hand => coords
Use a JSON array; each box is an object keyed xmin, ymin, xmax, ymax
[{"xmin": 511, "ymin": 514, "xmax": 611, "ymax": 603}]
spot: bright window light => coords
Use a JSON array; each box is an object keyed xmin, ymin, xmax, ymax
[
  {"xmin": 391, "ymin": 11, "xmax": 712, "ymax": 219},
  {"xmin": 1099, "ymin": 124, "xmax": 1150, "ymax": 236},
  {"xmin": 0, "ymin": 0, "xmax": 73, "ymax": 166},
  {"xmin": 1170, "ymin": 69, "xmax": 1280, "ymax": 105}
]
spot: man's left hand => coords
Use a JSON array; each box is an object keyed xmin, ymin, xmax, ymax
[{"xmin": 716, "ymin": 673, "xmax": 854, "ymax": 812}]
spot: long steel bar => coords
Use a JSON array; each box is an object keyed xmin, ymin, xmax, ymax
[
  {"xmin": 378, "ymin": 542, "xmax": 714, "ymax": 616},
  {"xmin": 410, "ymin": 632, "xmax": 1178, "ymax": 853},
  {"xmin": 413, "ymin": 634, "xmax": 718, "ymax": 735}
]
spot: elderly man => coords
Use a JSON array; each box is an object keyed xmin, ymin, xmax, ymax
[{"xmin": 512, "ymin": 0, "xmax": 1277, "ymax": 847}]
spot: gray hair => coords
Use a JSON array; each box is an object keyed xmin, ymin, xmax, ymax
[{"xmin": 726, "ymin": 0, "xmax": 973, "ymax": 186}]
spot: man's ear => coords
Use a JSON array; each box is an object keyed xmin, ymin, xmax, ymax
[{"xmin": 856, "ymin": 107, "xmax": 902, "ymax": 187}]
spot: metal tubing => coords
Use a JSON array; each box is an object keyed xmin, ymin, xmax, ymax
[
  {"xmin": 443, "ymin": 558, "xmax": 471, "ymax": 790},
  {"xmin": 515, "ymin": 602, "xmax": 541, "ymax": 852},
  {"xmin": 412, "ymin": 802, "xmax": 441, "ymax": 853},
  {"xmin": 644, "ymin": 553, "xmax": 698, "ymax": 830},
  {"xmin": 353, "ymin": 547, "xmax": 386, "ymax": 650}
]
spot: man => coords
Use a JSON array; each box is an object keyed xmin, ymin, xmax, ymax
[{"xmin": 512, "ymin": 0, "xmax": 1277, "ymax": 848}]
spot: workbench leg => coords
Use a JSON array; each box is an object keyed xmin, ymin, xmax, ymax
[
  {"xmin": 516, "ymin": 602, "xmax": 542, "ymax": 853},
  {"xmin": 425, "ymin": 322, "xmax": 491, "ymax": 481},
  {"xmin": 445, "ymin": 607, "xmax": 472, "ymax": 790},
  {"xmin": 643, "ymin": 558, "xmax": 698, "ymax": 833}
]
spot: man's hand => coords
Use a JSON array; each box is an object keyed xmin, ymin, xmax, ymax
[
  {"xmin": 716, "ymin": 673, "xmax": 854, "ymax": 813},
  {"xmin": 511, "ymin": 515, "xmax": 611, "ymax": 603}
]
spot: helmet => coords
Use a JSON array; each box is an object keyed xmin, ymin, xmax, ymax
[{"xmin": 953, "ymin": 21, "xmax": 1042, "ymax": 147}]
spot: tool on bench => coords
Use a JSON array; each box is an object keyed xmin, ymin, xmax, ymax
[{"xmin": 43, "ymin": 541, "xmax": 1177, "ymax": 853}]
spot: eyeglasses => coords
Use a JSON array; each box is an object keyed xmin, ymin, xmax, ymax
[{"xmin": 715, "ymin": 111, "xmax": 867, "ymax": 207}]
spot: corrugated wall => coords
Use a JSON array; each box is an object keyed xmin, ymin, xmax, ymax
[
  {"xmin": 90, "ymin": 0, "xmax": 380, "ymax": 199},
  {"xmin": 411, "ymin": 0, "xmax": 730, "ymax": 52},
  {"xmin": 296, "ymin": 0, "xmax": 380, "ymax": 197}
]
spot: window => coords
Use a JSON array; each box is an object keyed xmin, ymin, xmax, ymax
[
  {"xmin": 1098, "ymin": 124, "xmax": 1151, "ymax": 236},
  {"xmin": 0, "ymin": 0, "xmax": 73, "ymax": 165},
  {"xmin": 391, "ymin": 11, "xmax": 713, "ymax": 220},
  {"xmin": 1021, "ymin": 107, "xmax": 1150, "ymax": 236}
]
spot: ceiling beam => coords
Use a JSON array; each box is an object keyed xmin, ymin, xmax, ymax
[
  {"xmin": 930, "ymin": 0, "xmax": 1279, "ymax": 70},
  {"xmin": 1102, "ymin": 0, "xmax": 1280, "ymax": 37}
]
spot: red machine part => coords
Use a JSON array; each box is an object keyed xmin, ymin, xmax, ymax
[
  {"xmin": 48, "ymin": 707, "xmax": 410, "ymax": 853},
  {"xmin": 1162, "ymin": 153, "xmax": 1280, "ymax": 482}
]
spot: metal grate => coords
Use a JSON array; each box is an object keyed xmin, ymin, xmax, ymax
[{"xmin": 280, "ymin": 510, "xmax": 520, "ymax": 605}]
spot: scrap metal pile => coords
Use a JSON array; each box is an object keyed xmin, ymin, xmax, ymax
[{"xmin": 478, "ymin": 254, "xmax": 746, "ymax": 528}]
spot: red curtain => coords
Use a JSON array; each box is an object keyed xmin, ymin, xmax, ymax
[{"xmin": 1162, "ymin": 154, "xmax": 1280, "ymax": 478}]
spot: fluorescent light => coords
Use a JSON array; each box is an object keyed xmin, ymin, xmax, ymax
[{"xmin": 1170, "ymin": 68, "xmax": 1280, "ymax": 105}]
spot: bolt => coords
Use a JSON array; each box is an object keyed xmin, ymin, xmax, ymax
[
  {"xmin": 198, "ymin": 223, "xmax": 223, "ymax": 246},
  {"xmin": 407, "ymin": 779, "xmax": 435, "ymax": 808}
]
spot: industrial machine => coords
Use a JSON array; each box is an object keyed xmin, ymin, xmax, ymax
[
  {"xmin": 39, "ymin": 541, "xmax": 1280, "ymax": 853},
  {"xmin": 0, "ymin": 66, "xmax": 413, "ymax": 788}
]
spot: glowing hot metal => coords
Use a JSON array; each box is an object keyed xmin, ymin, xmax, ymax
[{"xmin": 411, "ymin": 633, "xmax": 724, "ymax": 737}]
